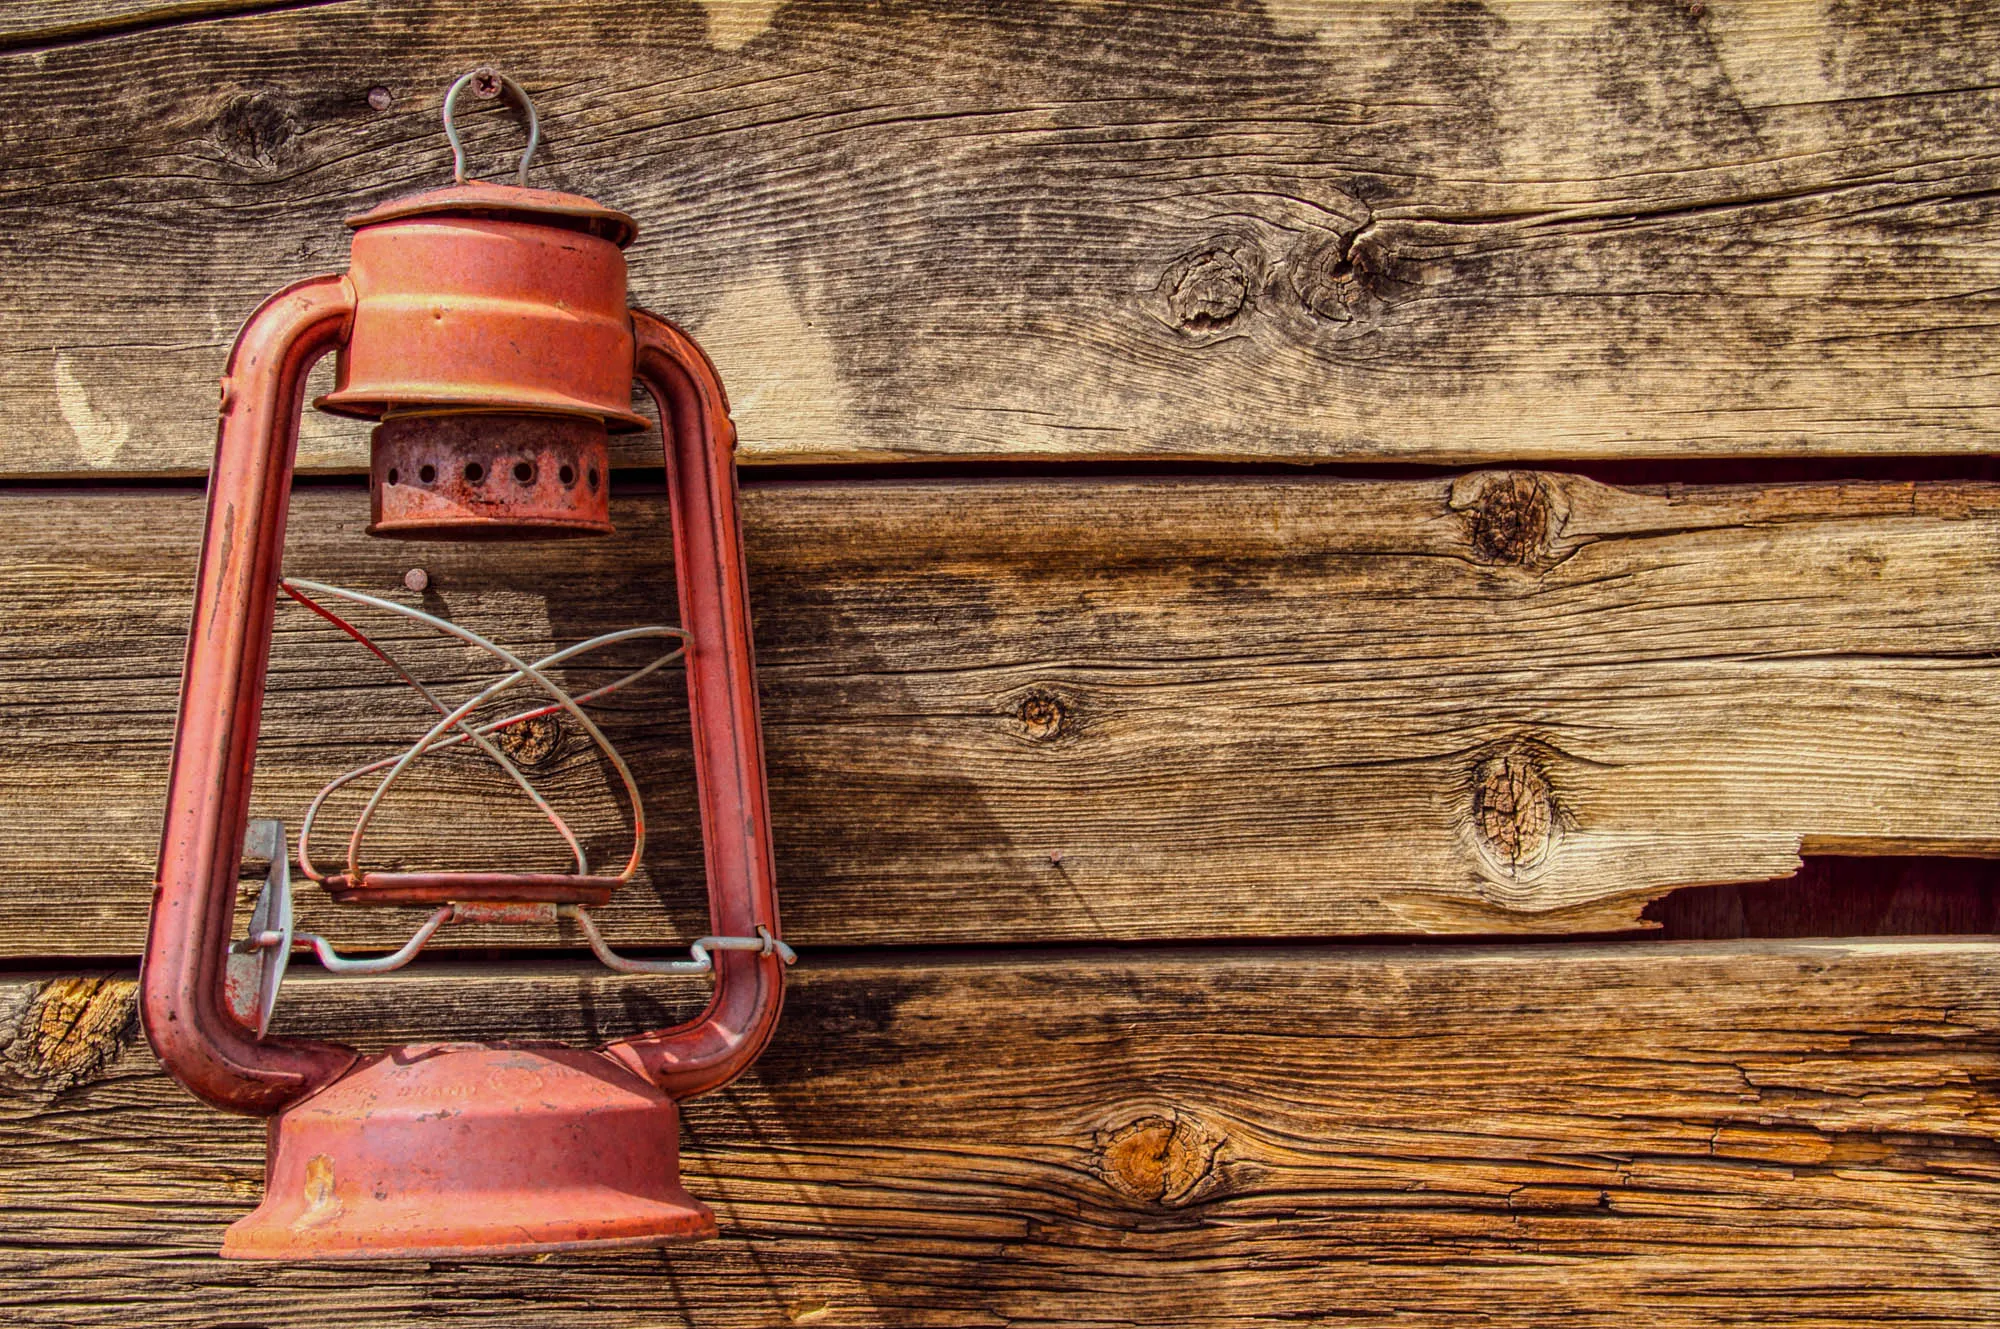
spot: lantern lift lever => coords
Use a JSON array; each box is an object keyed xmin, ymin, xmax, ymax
[{"xmin": 229, "ymin": 820, "xmax": 792, "ymax": 1035}]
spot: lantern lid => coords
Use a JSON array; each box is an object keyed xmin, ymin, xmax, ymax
[{"xmin": 346, "ymin": 181, "xmax": 638, "ymax": 248}]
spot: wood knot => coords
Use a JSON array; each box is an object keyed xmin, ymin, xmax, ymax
[
  {"xmin": 214, "ymin": 91, "xmax": 304, "ymax": 172},
  {"xmin": 1096, "ymin": 1112, "xmax": 1223, "ymax": 1208},
  {"xmin": 12, "ymin": 977, "xmax": 138, "ymax": 1092},
  {"xmin": 1290, "ymin": 247, "xmax": 1358, "ymax": 323},
  {"xmin": 1470, "ymin": 746, "xmax": 1560, "ymax": 874},
  {"xmin": 1448, "ymin": 472, "xmax": 1565, "ymax": 567},
  {"xmin": 1151, "ymin": 240, "xmax": 1262, "ymax": 338},
  {"xmin": 497, "ymin": 713, "xmax": 564, "ymax": 767},
  {"xmin": 1287, "ymin": 223, "xmax": 1413, "ymax": 326},
  {"xmin": 1015, "ymin": 688, "xmax": 1075, "ymax": 741}
]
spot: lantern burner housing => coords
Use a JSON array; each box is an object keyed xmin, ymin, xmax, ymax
[
  {"xmin": 315, "ymin": 87, "xmax": 643, "ymax": 542},
  {"xmin": 370, "ymin": 411, "xmax": 614, "ymax": 538}
]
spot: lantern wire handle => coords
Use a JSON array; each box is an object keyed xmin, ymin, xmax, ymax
[{"xmin": 442, "ymin": 67, "xmax": 540, "ymax": 186}]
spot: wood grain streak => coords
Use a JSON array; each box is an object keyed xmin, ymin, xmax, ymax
[
  {"xmin": 6, "ymin": 1, "xmax": 2000, "ymax": 472},
  {"xmin": 0, "ymin": 1, "xmax": 325, "ymax": 50},
  {"xmin": 2, "ymin": 941, "xmax": 1997, "ymax": 1326},
  {"xmin": 6, "ymin": 473, "xmax": 2000, "ymax": 955}
]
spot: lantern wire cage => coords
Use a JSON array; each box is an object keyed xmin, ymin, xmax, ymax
[
  {"xmin": 281, "ymin": 576, "xmax": 682, "ymax": 892},
  {"xmin": 227, "ymin": 577, "xmax": 791, "ymax": 1030}
]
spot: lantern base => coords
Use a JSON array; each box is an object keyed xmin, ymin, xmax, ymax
[{"xmin": 222, "ymin": 1043, "xmax": 715, "ymax": 1260}]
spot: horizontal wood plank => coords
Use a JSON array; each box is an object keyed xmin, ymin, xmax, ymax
[
  {"xmin": 0, "ymin": 1, "xmax": 288, "ymax": 47},
  {"xmin": 6, "ymin": 473, "xmax": 2000, "ymax": 956},
  {"xmin": 3, "ymin": 940, "xmax": 1998, "ymax": 1325},
  {"xmin": 8, "ymin": 1, "xmax": 2000, "ymax": 473}
]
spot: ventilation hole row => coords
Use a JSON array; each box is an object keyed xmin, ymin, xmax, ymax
[{"xmin": 386, "ymin": 463, "xmax": 602, "ymax": 490}]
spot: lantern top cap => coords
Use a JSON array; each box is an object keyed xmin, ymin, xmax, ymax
[{"xmin": 346, "ymin": 182, "xmax": 638, "ymax": 248}]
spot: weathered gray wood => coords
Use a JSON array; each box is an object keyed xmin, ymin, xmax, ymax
[
  {"xmin": 0, "ymin": 1, "xmax": 290, "ymax": 47},
  {"xmin": 6, "ymin": 473, "xmax": 2000, "ymax": 956},
  {"xmin": 7, "ymin": 1, "xmax": 2000, "ymax": 473},
  {"xmin": 3, "ymin": 941, "xmax": 1997, "ymax": 1325}
]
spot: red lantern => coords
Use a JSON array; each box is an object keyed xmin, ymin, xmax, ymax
[{"xmin": 141, "ymin": 70, "xmax": 790, "ymax": 1259}]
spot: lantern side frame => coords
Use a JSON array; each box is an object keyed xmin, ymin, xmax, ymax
[
  {"xmin": 142, "ymin": 288, "xmax": 788, "ymax": 1118},
  {"xmin": 142, "ymin": 272, "xmax": 362, "ymax": 1115},
  {"xmin": 603, "ymin": 311, "xmax": 785, "ymax": 1097}
]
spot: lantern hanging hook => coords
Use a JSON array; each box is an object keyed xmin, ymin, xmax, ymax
[{"xmin": 442, "ymin": 67, "xmax": 540, "ymax": 187}]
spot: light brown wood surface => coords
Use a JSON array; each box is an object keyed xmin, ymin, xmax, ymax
[
  {"xmin": 4, "ymin": 940, "xmax": 1997, "ymax": 1326},
  {"xmin": 7, "ymin": 472, "xmax": 2000, "ymax": 955},
  {"xmin": 7, "ymin": 3, "xmax": 1999, "ymax": 1317},
  {"xmin": 0, "ymin": 0, "xmax": 277, "ymax": 46},
  {"xmin": 8, "ymin": 1, "xmax": 2000, "ymax": 473}
]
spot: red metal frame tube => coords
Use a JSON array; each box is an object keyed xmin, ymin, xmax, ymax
[
  {"xmin": 602, "ymin": 310, "xmax": 786, "ymax": 1097},
  {"xmin": 144, "ymin": 292, "xmax": 785, "ymax": 1116},
  {"xmin": 142, "ymin": 274, "xmax": 362, "ymax": 1115}
]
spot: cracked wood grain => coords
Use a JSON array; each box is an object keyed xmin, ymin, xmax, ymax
[
  {"xmin": 7, "ymin": 0, "xmax": 2000, "ymax": 473},
  {"xmin": 2, "ymin": 941, "xmax": 1997, "ymax": 1326},
  {"xmin": 0, "ymin": 1, "xmax": 338, "ymax": 51},
  {"xmin": 5, "ymin": 472, "xmax": 2000, "ymax": 956}
]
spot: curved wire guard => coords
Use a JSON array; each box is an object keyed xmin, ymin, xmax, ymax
[
  {"xmin": 280, "ymin": 578, "xmax": 688, "ymax": 890},
  {"xmin": 225, "ymin": 582, "xmax": 797, "ymax": 1025}
]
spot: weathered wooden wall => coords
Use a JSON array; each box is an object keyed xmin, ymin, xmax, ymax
[
  {"xmin": 13, "ymin": 0, "xmax": 2000, "ymax": 472},
  {"xmin": 5, "ymin": 0, "xmax": 2000, "ymax": 1323},
  {"xmin": 11, "ymin": 943, "xmax": 2000, "ymax": 1326}
]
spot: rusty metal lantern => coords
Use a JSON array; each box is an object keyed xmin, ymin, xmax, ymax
[{"xmin": 141, "ymin": 71, "xmax": 790, "ymax": 1259}]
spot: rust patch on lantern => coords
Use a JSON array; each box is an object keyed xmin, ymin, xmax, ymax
[{"xmin": 296, "ymin": 1154, "xmax": 344, "ymax": 1230}]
